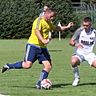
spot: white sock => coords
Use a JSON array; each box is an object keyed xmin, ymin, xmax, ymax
[{"xmin": 73, "ymin": 67, "xmax": 80, "ymax": 79}]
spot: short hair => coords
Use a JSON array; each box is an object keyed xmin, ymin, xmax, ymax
[
  {"xmin": 83, "ymin": 17, "xmax": 92, "ymax": 22},
  {"xmin": 45, "ymin": 8, "xmax": 56, "ymax": 15}
]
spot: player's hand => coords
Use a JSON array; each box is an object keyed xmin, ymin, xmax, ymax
[
  {"xmin": 42, "ymin": 39, "xmax": 51, "ymax": 44},
  {"xmin": 75, "ymin": 43, "xmax": 83, "ymax": 48},
  {"xmin": 67, "ymin": 22, "xmax": 74, "ymax": 28}
]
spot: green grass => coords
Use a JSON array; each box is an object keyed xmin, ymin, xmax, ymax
[{"xmin": 0, "ymin": 39, "xmax": 96, "ymax": 96}]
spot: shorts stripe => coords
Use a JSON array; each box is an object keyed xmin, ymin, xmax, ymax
[
  {"xmin": 25, "ymin": 44, "xmax": 30, "ymax": 61},
  {"xmin": 24, "ymin": 44, "xmax": 51, "ymax": 63}
]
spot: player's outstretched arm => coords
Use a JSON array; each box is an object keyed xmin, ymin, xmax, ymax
[
  {"xmin": 56, "ymin": 22, "xmax": 74, "ymax": 32},
  {"xmin": 61, "ymin": 22, "xmax": 74, "ymax": 31}
]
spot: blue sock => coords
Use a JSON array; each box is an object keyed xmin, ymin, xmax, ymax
[
  {"xmin": 7, "ymin": 61, "xmax": 23, "ymax": 69},
  {"xmin": 36, "ymin": 70, "xmax": 49, "ymax": 85},
  {"xmin": 40, "ymin": 70, "xmax": 49, "ymax": 80},
  {"xmin": 39, "ymin": 70, "xmax": 49, "ymax": 81}
]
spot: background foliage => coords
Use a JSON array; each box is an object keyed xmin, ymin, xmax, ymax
[{"xmin": 0, "ymin": 0, "xmax": 79, "ymax": 39}]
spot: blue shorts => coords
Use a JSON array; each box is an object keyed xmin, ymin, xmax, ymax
[{"xmin": 24, "ymin": 44, "xmax": 51, "ymax": 64}]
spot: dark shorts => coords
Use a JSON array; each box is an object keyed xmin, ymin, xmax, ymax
[{"xmin": 24, "ymin": 44, "xmax": 51, "ymax": 64}]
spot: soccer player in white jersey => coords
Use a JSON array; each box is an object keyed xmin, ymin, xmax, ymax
[{"xmin": 69, "ymin": 17, "xmax": 96, "ymax": 86}]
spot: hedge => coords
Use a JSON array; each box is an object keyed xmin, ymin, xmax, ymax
[{"xmin": 0, "ymin": 0, "xmax": 79, "ymax": 39}]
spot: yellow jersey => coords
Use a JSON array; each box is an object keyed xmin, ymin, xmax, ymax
[{"xmin": 28, "ymin": 17, "xmax": 55, "ymax": 47}]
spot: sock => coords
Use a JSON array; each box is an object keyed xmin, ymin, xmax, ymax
[
  {"xmin": 37, "ymin": 70, "xmax": 49, "ymax": 85},
  {"xmin": 7, "ymin": 61, "xmax": 23, "ymax": 69},
  {"xmin": 73, "ymin": 67, "xmax": 80, "ymax": 79}
]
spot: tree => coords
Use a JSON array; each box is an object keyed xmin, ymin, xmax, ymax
[{"xmin": 0, "ymin": 0, "xmax": 79, "ymax": 39}]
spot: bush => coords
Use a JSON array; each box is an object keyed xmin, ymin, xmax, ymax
[
  {"xmin": 0, "ymin": 0, "xmax": 38, "ymax": 39},
  {"xmin": 0, "ymin": 0, "xmax": 79, "ymax": 39}
]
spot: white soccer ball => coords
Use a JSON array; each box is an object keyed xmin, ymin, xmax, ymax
[{"xmin": 41, "ymin": 79, "xmax": 52, "ymax": 89}]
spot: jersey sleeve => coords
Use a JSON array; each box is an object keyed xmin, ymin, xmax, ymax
[
  {"xmin": 72, "ymin": 27, "xmax": 83, "ymax": 40},
  {"xmin": 32, "ymin": 17, "xmax": 42, "ymax": 31},
  {"xmin": 93, "ymin": 29, "xmax": 96, "ymax": 43}
]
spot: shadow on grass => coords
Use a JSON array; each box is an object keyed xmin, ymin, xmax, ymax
[
  {"xmin": 52, "ymin": 83, "xmax": 71, "ymax": 88},
  {"xmin": 9, "ymin": 83, "xmax": 71, "ymax": 89},
  {"xmin": 8, "ymin": 82, "xmax": 96, "ymax": 89},
  {"xmin": 79, "ymin": 82, "xmax": 96, "ymax": 86},
  {"xmin": 8, "ymin": 85, "xmax": 35, "ymax": 89},
  {"xmin": 52, "ymin": 82, "xmax": 96, "ymax": 88}
]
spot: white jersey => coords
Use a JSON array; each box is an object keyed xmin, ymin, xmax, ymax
[{"xmin": 72, "ymin": 27, "xmax": 96, "ymax": 54}]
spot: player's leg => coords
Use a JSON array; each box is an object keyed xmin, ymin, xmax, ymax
[
  {"xmin": 36, "ymin": 60, "xmax": 52, "ymax": 89},
  {"xmin": 1, "ymin": 61, "xmax": 32, "ymax": 73},
  {"xmin": 1, "ymin": 44, "xmax": 36, "ymax": 73},
  {"xmin": 40, "ymin": 60, "xmax": 52, "ymax": 80},
  {"xmin": 36, "ymin": 48, "xmax": 52, "ymax": 89},
  {"xmin": 71, "ymin": 55, "xmax": 81, "ymax": 86},
  {"xmin": 91, "ymin": 60, "xmax": 96, "ymax": 68},
  {"xmin": 86, "ymin": 52, "xmax": 96, "ymax": 68}
]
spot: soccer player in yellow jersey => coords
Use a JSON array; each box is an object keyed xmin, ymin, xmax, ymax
[{"xmin": 1, "ymin": 8, "xmax": 74, "ymax": 89}]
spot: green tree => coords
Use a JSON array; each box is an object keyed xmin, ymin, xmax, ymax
[
  {"xmin": 0, "ymin": 0, "xmax": 38, "ymax": 39},
  {"xmin": 0, "ymin": 0, "xmax": 79, "ymax": 39}
]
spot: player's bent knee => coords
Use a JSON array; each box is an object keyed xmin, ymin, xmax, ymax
[
  {"xmin": 71, "ymin": 60, "xmax": 78, "ymax": 67},
  {"xmin": 45, "ymin": 63, "xmax": 52, "ymax": 70},
  {"xmin": 91, "ymin": 60, "xmax": 96, "ymax": 68},
  {"xmin": 43, "ymin": 61, "xmax": 52, "ymax": 70},
  {"xmin": 22, "ymin": 61, "xmax": 32, "ymax": 69},
  {"xmin": 48, "ymin": 64, "xmax": 52, "ymax": 69},
  {"xmin": 71, "ymin": 60, "xmax": 77, "ymax": 65}
]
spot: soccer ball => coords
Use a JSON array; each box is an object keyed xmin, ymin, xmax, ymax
[{"xmin": 41, "ymin": 79, "xmax": 52, "ymax": 89}]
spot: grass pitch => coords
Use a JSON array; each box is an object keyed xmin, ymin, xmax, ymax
[{"xmin": 0, "ymin": 39, "xmax": 96, "ymax": 96}]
